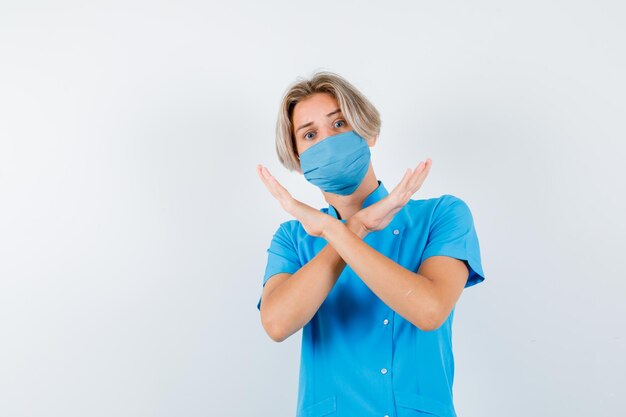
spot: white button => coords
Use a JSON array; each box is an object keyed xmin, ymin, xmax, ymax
[
  {"xmin": 383, "ymin": 319, "xmax": 389, "ymax": 325},
  {"xmin": 380, "ymin": 368, "xmax": 388, "ymax": 374},
  {"xmin": 393, "ymin": 229, "xmax": 399, "ymax": 235}
]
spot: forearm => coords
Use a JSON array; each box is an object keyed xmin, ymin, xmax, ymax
[
  {"xmin": 320, "ymin": 219, "xmax": 437, "ymax": 330},
  {"xmin": 266, "ymin": 219, "xmax": 368, "ymax": 341}
]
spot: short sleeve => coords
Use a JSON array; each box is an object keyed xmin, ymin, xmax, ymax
[
  {"xmin": 257, "ymin": 222, "xmax": 302, "ymax": 310},
  {"xmin": 421, "ymin": 194, "xmax": 486, "ymax": 288}
]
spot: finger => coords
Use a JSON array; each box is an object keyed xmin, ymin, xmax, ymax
[
  {"xmin": 258, "ymin": 165, "xmax": 273, "ymax": 188},
  {"xmin": 404, "ymin": 160, "xmax": 425, "ymax": 192},
  {"xmin": 257, "ymin": 164, "xmax": 269, "ymax": 184},
  {"xmin": 258, "ymin": 164, "xmax": 270, "ymax": 179},
  {"xmin": 262, "ymin": 166, "xmax": 280, "ymax": 191},
  {"xmin": 258, "ymin": 165, "xmax": 281, "ymax": 198},
  {"xmin": 409, "ymin": 158, "xmax": 431, "ymax": 190},
  {"xmin": 404, "ymin": 161, "xmax": 423, "ymax": 190},
  {"xmin": 257, "ymin": 165, "xmax": 271, "ymax": 183},
  {"xmin": 390, "ymin": 168, "xmax": 413, "ymax": 196},
  {"xmin": 262, "ymin": 166, "xmax": 292, "ymax": 200},
  {"xmin": 262, "ymin": 166, "xmax": 282, "ymax": 189},
  {"xmin": 398, "ymin": 168, "xmax": 413, "ymax": 189}
]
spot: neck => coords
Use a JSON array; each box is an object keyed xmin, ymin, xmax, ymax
[{"xmin": 322, "ymin": 164, "xmax": 378, "ymax": 220}]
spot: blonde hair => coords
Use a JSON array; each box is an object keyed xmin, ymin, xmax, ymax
[{"xmin": 275, "ymin": 70, "xmax": 382, "ymax": 172}]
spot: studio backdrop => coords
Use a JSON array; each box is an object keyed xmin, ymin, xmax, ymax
[{"xmin": 0, "ymin": 1, "xmax": 624, "ymax": 416}]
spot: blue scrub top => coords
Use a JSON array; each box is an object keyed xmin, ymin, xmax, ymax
[{"xmin": 257, "ymin": 180, "xmax": 486, "ymax": 417}]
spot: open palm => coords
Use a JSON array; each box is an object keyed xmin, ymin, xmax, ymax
[
  {"xmin": 256, "ymin": 164, "xmax": 333, "ymax": 237},
  {"xmin": 354, "ymin": 158, "xmax": 432, "ymax": 233}
]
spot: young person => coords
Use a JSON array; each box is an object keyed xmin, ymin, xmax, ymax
[{"xmin": 256, "ymin": 71, "xmax": 486, "ymax": 417}]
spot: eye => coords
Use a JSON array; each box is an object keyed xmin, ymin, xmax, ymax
[
  {"xmin": 334, "ymin": 119, "xmax": 346, "ymax": 128},
  {"xmin": 304, "ymin": 131, "xmax": 315, "ymax": 140}
]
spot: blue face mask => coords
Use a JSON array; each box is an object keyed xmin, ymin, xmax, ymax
[{"xmin": 299, "ymin": 130, "xmax": 371, "ymax": 195}]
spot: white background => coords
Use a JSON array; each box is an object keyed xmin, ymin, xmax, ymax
[{"xmin": 1, "ymin": 1, "xmax": 624, "ymax": 416}]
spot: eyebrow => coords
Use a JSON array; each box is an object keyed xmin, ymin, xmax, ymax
[{"xmin": 295, "ymin": 109, "xmax": 343, "ymax": 133}]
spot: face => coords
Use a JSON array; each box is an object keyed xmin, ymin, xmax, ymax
[{"xmin": 292, "ymin": 92, "xmax": 353, "ymax": 160}]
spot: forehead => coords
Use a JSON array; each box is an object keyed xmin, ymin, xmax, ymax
[{"xmin": 292, "ymin": 92, "xmax": 339, "ymax": 123}]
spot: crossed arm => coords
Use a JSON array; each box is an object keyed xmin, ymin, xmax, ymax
[
  {"xmin": 256, "ymin": 161, "xmax": 470, "ymax": 342},
  {"xmin": 320, "ymin": 218, "xmax": 469, "ymax": 332},
  {"xmin": 260, "ymin": 216, "xmax": 469, "ymax": 342}
]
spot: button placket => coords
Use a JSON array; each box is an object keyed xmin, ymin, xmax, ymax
[{"xmin": 381, "ymin": 223, "xmax": 403, "ymax": 417}]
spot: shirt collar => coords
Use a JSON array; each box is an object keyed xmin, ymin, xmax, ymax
[{"xmin": 327, "ymin": 180, "xmax": 389, "ymax": 220}]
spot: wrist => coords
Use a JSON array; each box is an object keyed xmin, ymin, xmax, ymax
[
  {"xmin": 320, "ymin": 217, "xmax": 343, "ymax": 241},
  {"xmin": 346, "ymin": 217, "xmax": 369, "ymax": 239}
]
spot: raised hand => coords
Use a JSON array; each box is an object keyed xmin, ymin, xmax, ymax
[
  {"xmin": 351, "ymin": 158, "xmax": 432, "ymax": 233},
  {"xmin": 256, "ymin": 164, "xmax": 335, "ymax": 238}
]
